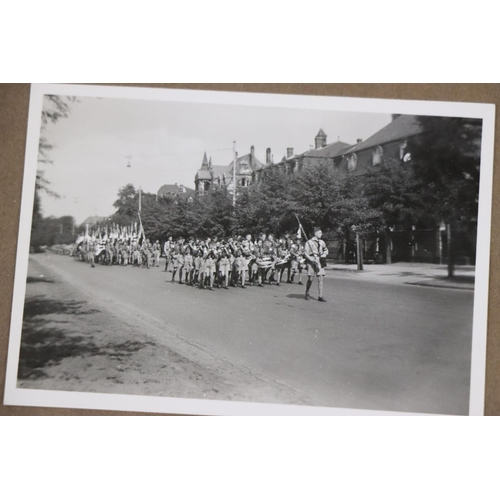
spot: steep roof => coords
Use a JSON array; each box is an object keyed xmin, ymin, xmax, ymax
[
  {"xmin": 269, "ymin": 141, "xmax": 353, "ymax": 165},
  {"xmin": 210, "ymin": 164, "xmax": 230, "ymax": 178},
  {"xmin": 345, "ymin": 115, "xmax": 421, "ymax": 154},
  {"xmin": 227, "ymin": 152, "xmax": 264, "ymax": 173},
  {"xmin": 316, "ymin": 128, "xmax": 327, "ymax": 138},
  {"xmin": 304, "ymin": 140, "xmax": 352, "ymax": 158},
  {"xmin": 158, "ymin": 184, "xmax": 195, "ymax": 196},
  {"xmin": 201, "ymin": 152, "xmax": 209, "ymax": 168},
  {"xmin": 195, "ymin": 169, "xmax": 212, "ymax": 180}
]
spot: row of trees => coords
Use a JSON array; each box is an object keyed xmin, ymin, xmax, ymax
[
  {"xmin": 108, "ymin": 116, "xmax": 481, "ymax": 275},
  {"xmin": 33, "ymin": 109, "xmax": 481, "ymax": 274},
  {"xmin": 32, "ymin": 96, "xmax": 77, "ymax": 250},
  {"xmin": 31, "ymin": 215, "xmax": 76, "ymax": 250},
  {"xmin": 111, "ymin": 166, "xmax": 424, "ymax": 246}
]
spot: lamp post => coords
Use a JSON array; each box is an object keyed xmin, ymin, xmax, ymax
[
  {"xmin": 233, "ymin": 141, "xmax": 236, "ymax": 207},
  {"xmin": 351, "ymin": 225, "xmax": 364, "ymax": 271}
]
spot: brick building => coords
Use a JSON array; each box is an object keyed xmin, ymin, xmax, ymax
[
  {"xmin": 189, "ymin": 116, "xmax": 476, "ymax": 264},
  {"xmin": 334, "ymin": 114, "xmax": 420, "ymax": 174},
  {"xmin": 253, "ymin": 129, "xmax": 352, "ymax": 183},
  {"xmin": 195, "ymin": 147, "xmax": 264, "ymax": 194},
  {"xmin": 324, "ymin": 115, "xmax": 473, "ymax": 265},
  {"xmin": 254, "ymin": 116, "xmax": 474, "ymax": 264}
]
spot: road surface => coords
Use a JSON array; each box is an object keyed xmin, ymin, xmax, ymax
[{"xmin": 21, "ymin": 253, "xmax": 474, "ymax": 414}]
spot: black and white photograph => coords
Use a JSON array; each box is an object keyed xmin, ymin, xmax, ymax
[{"xmin": 3, "ymin": 84, "xmax": 495, "ymax": 415}]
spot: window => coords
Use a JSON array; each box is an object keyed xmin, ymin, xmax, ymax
[
  {"xmin": 347, "ymin": 153, "xmax": 357, "ymax": 171},
  {"xmin": 372, "ymin": 146, "xmax": 383, "ymax": 166},
  {"xmin": 399, "ymin": 141, "xmax": 412, "ymax": 162},
  {"xmin": 399, "ymin": 141, "xmax": 407, "ymax": 160}
]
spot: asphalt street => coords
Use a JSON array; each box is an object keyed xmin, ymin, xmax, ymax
[{"xmin": 27, "ymin": 254, "xmax": 474, "ymax": 414}]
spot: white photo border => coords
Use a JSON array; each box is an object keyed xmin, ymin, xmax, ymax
[{"xmin": 3, "ymin": 83, "xmax": 496, "ymax": 416}]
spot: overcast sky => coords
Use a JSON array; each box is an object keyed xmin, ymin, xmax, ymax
[{"xmin": 38, "ymin": 94, "xmax": 391, "ymax": 224}]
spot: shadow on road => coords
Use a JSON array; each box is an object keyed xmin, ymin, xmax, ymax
[
  {"xmin": 23, "ymin": 296, "xmax": 101, "ymax": 319},
  {"xmin": 18, "ymin": 295, "xmax": 156, "ymax": 381},
  {"xmin": 379, "ymin": 271, "xmax": 420, "ymax": 277},
  {"xmin": 26, "ymin": 276, "xmax": 55, "ymax": 284},
  {"xmin": 435, "ymin": 275, "xmax": 475, "ymax": 285},
  {"xmin": 286, "ymin": 294, "xmax": 308, "ymax": 300},
  {"xmin": 18, "ymin": 325, "xmax": 100, "ymax": 380}
]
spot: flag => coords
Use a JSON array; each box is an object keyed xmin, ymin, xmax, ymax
[{"xmin": 294, "ymin": 214, "xmax": 308, "ymax": 240}]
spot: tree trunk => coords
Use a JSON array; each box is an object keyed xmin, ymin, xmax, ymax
[
  {"xmin": 447, "ymin": 223, "xmax": 454, "ymax": 278},
  {"xmin": 385, "ymin": 227, "xmax": 392, "ymax": 265},
  {"xmin": 356, "ymin": 233, "xmax": 364, "ymax": 271},
  {"xmin": 345, "ymin": 227, "xmax": 349, "ymax": 264}
]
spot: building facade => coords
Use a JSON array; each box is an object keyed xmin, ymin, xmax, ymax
[
  {"xmin": 333, "ymin": 114, "xmax": 420, "ymax": 175},
  {"xmin": 189, "ymin": 116, "xmax": 476, "ymax": 264},
  {"xmin": 195, "ymin": 147, "xmax": 264, "ymax": 195},
  {"xmin": 252, "ymin": 129, "xmax": 352, "ymax": 183}
]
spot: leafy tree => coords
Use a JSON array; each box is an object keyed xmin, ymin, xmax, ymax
[
  {"xmin": 30, "ymin": 215, "xmax": 76, "ymax": 248},
  {"xmin": 409, "ymin": 116, "xmax": 481, "ymax": 223},
  {"xmin": 111, "ymin": 184, "xmax": 138, "ymax": 225},
  {"xmin": 290, "ymin": 167, "xmax": 380, "ymax": 263},
  {"xmin": 408, "ymin": 116, "xmax": 482, "ymax": 274},
  {"xmin": 237, "ymin": 168, "xmax": 295, "ymax": 236},
  {"xmin": 199, "ymin": 189, "xmax": 234, "ymax": 237},
  {"xmin": 31, "ymin": 95, "xmax": 77, "ymax": 250},
  {"xmin": 357, "ymin": 166, "xmax": 423, "ymax": 263},
  {"xmin": 37, "ymin": 95, "xmax": 78, "ymax": 197}
]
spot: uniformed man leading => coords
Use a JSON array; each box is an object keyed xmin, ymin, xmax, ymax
[{"xmin": 304, "ymin": 227, "xmax": 329, "ymax": 302}]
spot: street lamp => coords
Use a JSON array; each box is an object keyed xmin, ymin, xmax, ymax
[
  {"xmin": 351, "ymin": 225, "xmax": 363, "ymax": 271},
  {"xmin": 233, "ymin": 141, "xmax": 236, "ymax": 207}
]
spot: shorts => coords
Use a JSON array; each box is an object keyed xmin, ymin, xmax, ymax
[
  {"xmin": 236, "ymin": 258, "xmax": 247, "ymax": 272},
  {"xmin": 219, "ymin": 259, "xmax": 231, "ymax": 276},
  {"xmin": 205, "ymin": 260, "xmax": 216, "ymax": 273},
  {"xmin": 307, "ymin": 263, "xmax": 325, "ymax": 277}
]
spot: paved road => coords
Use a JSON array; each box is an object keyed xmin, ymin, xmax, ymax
[{"xmin": 29, "ymin": 253, "xmax": 474, "ymax": 415}]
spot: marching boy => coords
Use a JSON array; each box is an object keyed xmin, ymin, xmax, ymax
[{"xmin": 304, "ymin": 227, "xmax": 329, "ymax": 302}]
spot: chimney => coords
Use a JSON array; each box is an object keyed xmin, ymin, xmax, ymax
[
  {"xmin": 287, "ymin": 147, "xmax": 294, "ymax": 158},
  {"xmin": 357, "ymin": 138, "xmax": 363, "ymax": 144},
  {"xmin": 250, "ymin": 145, "xmax": 255, "ymax": 157},
  {"xmin": 266, "ymin": 147, "xmax": 271, "ymax": 165}
]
